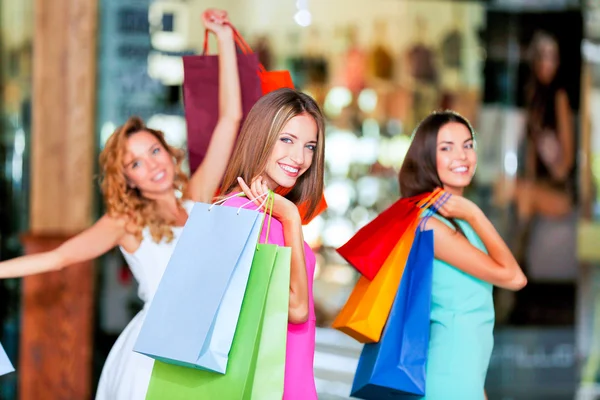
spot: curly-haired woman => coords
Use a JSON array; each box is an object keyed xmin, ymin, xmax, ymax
[{"xmin": 0, "ymin": 9, "xmax": 241, "ymax": 400}]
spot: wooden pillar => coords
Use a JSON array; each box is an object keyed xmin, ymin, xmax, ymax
[{"xmin": 19, "ymin": 0, "xmax": 98, "ymax": 398}]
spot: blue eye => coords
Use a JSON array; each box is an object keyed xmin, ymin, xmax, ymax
[
  {"xmin": 131, "ymin": 161, "xmax": 140, "ymax": 169},
  {"xmin": 152, "ymin": 147, "xmax": 161, "ymax": 154},
  {"xmin": 306, "ymin": 144, "xmax": 316, "ymax": 151},
  {"xmin": 280, "ymin": 137, "xmax": 293, "ymax": 144},
  {"xmin": 465, "ymin": 142, "xmax": 474, "ymax": 149}
]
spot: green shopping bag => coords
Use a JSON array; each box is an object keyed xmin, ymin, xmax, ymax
[
  {"xmin": 146, "ymin": 243, "xmax": 277, "ymax": 399},
  {"xmin": 250, "ymin": 246, "xmax": 291, "ymax": 399}
]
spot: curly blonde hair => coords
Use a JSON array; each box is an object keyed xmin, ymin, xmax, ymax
[{"xmin": 99, "ymin": 116, "xmax": 189, "ymax": 243}]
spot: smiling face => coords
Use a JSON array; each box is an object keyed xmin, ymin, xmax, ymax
[
  {"xmin": 435, "ymin": 122, "xmax": 476, "ymax": 196},
  {"xmin": 263, "ymin": 113, "xmax": 318, "ymax": 190},
  {"xmin": 122, "ymin": 130, "xmax": 176, "ymax": 198},
  {"xmin": 218, "ymin": 89, "xmax": 326, "ymax": 221}
]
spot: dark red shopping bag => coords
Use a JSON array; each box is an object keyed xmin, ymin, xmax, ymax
[
  {"xmin": 336, "ymin": 189, "xmax": 444, "ymax": 280},
  {"xmin": 229, "ymin": 28, "xmax": 294, "ymax": 94},
  {"xmin": 185, "ymin": 23, "xmax": 325, "ymax": 224},
  {"xmin": 183, "ymin": 32, "xmax": 260, "ymax": 173},
  {"xmin": 184, "ymin": 24, "xmax": 294, "ymax": 173}
]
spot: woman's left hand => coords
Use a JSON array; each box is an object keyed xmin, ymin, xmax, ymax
[
  {"xmin": 237, "ymin": 176, "xmax": 300, "ymax": 223},
  {"xmin": 201, "ymin": 9, "xmax": 232, "ymax": 37}
]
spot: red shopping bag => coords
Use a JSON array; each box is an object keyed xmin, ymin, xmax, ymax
[
  {"xmin": 184, "ymin": 24, "xmax": 294, "ymax": 173},
  {"xmin": 336, "ymin": 189, "xmax": 444, "ymax": 280}
]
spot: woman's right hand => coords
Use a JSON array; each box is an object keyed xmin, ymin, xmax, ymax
[
  {"xmin": 201, "ymin": 9, "xmax": 232, "ymax": 37},
  {"xmin": 437, "ymin": 194, "xmax": 482, "ymax": 223}
]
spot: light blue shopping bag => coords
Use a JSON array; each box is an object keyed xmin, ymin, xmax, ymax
[
  {"xmin": 134, "ymin": 197, "xmax": 265, "ymax": 373},
  {"xmin": 0, "ymin": 343, "xmax": 14, "ymax": 376}
]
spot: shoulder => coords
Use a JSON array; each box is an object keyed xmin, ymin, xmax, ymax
[
  {"xmin": 99, "ymin": 213, "xmax": 138, "ymax": 237},
  {"xmin": 98, "ymin": 213, "xmax": 128, "ymax": 229},
  {"xmin": 422, "ymin": 214, "xmax": 457, "ymax": 237}
]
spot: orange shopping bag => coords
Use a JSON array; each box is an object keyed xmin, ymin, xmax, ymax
[
  {"xmin": 332, "ymin": 219, "xmax": 419, "ymax": 343},
  {"xmin": 259, "ymin": 67, "xmax": 294, "ymax": 94}
]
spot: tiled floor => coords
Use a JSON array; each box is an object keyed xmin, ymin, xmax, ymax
[{"xmin": 314, "ymin": 328, "xmax": 361, "ymax": 399}]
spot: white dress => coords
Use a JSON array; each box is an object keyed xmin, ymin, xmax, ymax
[{"xmin": 95, "ymin": 200, "xmax": 194, "ymax": 400}]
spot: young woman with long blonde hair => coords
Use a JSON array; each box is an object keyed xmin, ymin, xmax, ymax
[
  {"xmin": 0, "ymin": 9, "xmax": 242, "ymax": 400},
  {"xmin": 220, "ymin": 88, "xmax": 325, "ymax": 399}
]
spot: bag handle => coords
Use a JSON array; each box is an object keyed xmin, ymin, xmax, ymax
[
  {"xmin": 208, "ymin": 191, "xmax": 269, "ymax": 213},
  {"xmin": 260, "ymin": 192, "xmax": 275, "ymax": 246},
  {"xmin": 209, "ymin": 190, "xmax": 275, "ymax": 248},
  {"xmin": 418, "ymin": 192, "xmax": 451, "ymax": 232},
  {"xmin": 209, "ymin": 191, "xmax": 244, "ymax": 210},
  {"xmin": 415, "ymin": 188, "xmax": 443, "ymax": 209},
  {"xmin": 202, "ymin": 24, "xmax": 251, "ymax": 55},
  {"xmin": 202, "ymin": 22, "xmax": 267, "ymax": 73},
  {"xmin": 237, "ymin": 192, "xmax": 271, "ymax": 214}
]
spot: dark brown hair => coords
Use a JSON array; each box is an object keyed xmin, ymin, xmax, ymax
[{"xmin": 399, "ymin": 110, "xmax": 475, "ymax": 233}]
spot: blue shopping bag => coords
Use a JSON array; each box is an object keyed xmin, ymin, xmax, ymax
[
  {"xmin": 351, "ymin": 195, "xmax": 448, "ymax": 399},
  {"xmin": 134, "ymin": 197, "xmax": 264, "ymax": 373},
  {"xmin": 0, "ymin": 342, "xmax": 14, "ymax": 376}
]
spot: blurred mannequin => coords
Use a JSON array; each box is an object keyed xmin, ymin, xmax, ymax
[{"xmin": 509, "ymin": 31, "xmax": 577, "ymax": 325}]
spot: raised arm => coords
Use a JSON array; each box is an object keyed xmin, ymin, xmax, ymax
[
  {"xmin": 188, "ymin": 10, "xmax": 242, "ymax": 203},
  {"xmin": 426, "ymin": 195, "xmax": 527, "ymax": 291},
  {"xmin": 0, "ymin": 215, "xmax": 126, "ymax": 278}
]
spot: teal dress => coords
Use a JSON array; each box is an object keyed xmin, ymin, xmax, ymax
[{"xmin": 423, "ymin": 216, "xmax": 495, "ymax": 399}]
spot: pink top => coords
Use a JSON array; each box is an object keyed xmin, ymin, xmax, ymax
[{"xmin": 223, "ymin": 196, "xmax": 317, "ymax": 399}]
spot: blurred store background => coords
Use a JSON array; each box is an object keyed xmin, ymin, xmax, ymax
[{"xmin": 1, "ymin": 0, "xmax": 600, "ymax": 399}]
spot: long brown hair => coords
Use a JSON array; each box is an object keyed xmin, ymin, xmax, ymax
[
  {"xmin": 219, "ymin": 88, "xmax": 325, "ymax": 220},
  {"xmin": 399, "ymin": 110, "xmax": 475, "ymax": 232},
  {"xmin": 99, "ymin": 116, "xmax": 189, "ymax": 243},
  {"xmin": 526, "ymin": 31, "xmax": 562, "ymax": 137}
]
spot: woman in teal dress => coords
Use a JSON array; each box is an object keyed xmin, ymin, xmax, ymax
[{"xmin": 398, "ymin": 111, "xmax": 528, "ymax": 399}]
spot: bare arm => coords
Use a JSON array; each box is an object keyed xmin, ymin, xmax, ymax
[
  {"xmin": 188, "ymin": 20, "xmax": 242, "ymax": 203},
  {"xmin": 427, "ymin": 197, "xmax": 527, "ymax": 291},
  {"xmin": 282, "ymin": 213, "xmax": 310, "ymax": 324},
  {"xmin": 238, "ymin": 177, "xmax": 310, "ymax": 324},
  {"xmin": 552, "ymin": 89, "xmax": 574, "ymax": 180},
  {"xmin": 0, "ymin": 215, "xmax": 126, "ymax": 278}
]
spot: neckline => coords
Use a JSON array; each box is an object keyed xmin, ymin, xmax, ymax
[
  {"xmin": 171, "ymin": 200, "xmax": 194, "ymax": 228},
  {"xmin": 119, "ymin": 200, "xmax": 193, "ymax": 256}
]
